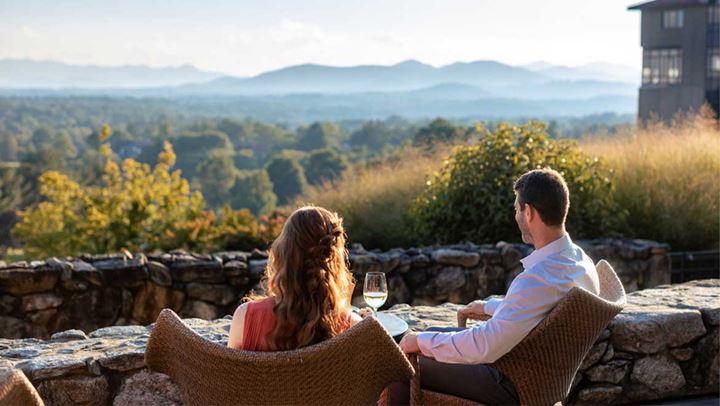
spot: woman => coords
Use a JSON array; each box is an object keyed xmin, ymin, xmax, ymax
[{"xmin": 228, "ymin": 205, "xmax": 362, "ymax": 351}]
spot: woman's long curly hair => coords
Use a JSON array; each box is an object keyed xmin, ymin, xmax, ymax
[{"xmin": 264, "ymin": 205, "xmax": 354, "ymax": 351}]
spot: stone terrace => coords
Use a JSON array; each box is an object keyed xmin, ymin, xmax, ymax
[{"xmin": 0, "ymin": 279, "xmax": 717, "ymax": 405}]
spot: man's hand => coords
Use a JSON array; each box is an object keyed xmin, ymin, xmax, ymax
[
  {"xmin": 399, "ymin": 332, "xmax": 421, "ymax": 354},
  {"xmin": 458, "ymin": 299, "xmax": 487, "ymax": 320}
]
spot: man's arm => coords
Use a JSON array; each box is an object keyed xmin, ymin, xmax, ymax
[{"xmin": 414, "ymin": 271, "xmax": 562, "ymax": 364}]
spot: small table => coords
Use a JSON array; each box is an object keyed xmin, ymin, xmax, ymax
[{"xmin": 376, "ymin": 312, "xmax": 409, "ymax": 342}]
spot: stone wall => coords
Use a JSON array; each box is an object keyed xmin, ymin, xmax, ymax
[
  {"xmin": 0, "ymin": 238, "xmax": 671, "ymax": 339},
  {"xmin": 0, "ymin": 280, "xmax": 716, "ymax": 405}
]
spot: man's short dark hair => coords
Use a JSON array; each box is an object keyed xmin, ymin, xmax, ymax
[{"xmin": 513, "ymin": 168, "xmax": 569, "ymax": 227}]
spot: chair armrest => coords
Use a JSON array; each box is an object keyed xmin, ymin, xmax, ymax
[{"xmin": 408, "ymin": 353, "xmax": 423, "ymax": 405}]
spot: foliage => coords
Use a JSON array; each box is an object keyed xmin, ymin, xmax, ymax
[
  {"xmin": 409, "ymin": 122, "xmax": 625, "ymax": 245},
  {"xmin": 12, "ymin": 124, "xmax": 286, "ymax": 257},
  {"xmin": 301, "ymin": 146, "xmax": 450, "ymax": 249},
  {"xmin": 302, "ymin": 149, "xmax": 348, "ymax": 186},
  {"xmin": 266, "ymin": 154, "xmax": 307, "ymax": 205},
  {"xmin": 582, "ymin": 114, "xmax": 720, "ymax": 250},
  {"xmin": 295, "ymin": 122, "xmax": 344, "ymax": 151},
  {"xmin": 414, "ymin": 118, "xmax": 468, "ymax": 146},
  {"xmin": 230, "ymin": 170, "xmax": 277, "ymax": 216},
  {"xmin": 349, "ymin": 121, "xmax": 394, "ymax": 151},
  {"xmin": 194, "ymin": 152, "xmax": 237, "ymax": 207}
]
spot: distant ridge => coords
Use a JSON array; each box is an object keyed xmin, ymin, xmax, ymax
[{"xmin": 0, "ymin": 59, "xmax": 226, "ymax": 89}]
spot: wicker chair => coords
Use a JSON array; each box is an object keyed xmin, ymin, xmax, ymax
[
  {"xmin": 410, "ymin": 260, "xmax": 626, "ymax": 406},
  {"xmin": 145, "ymin": 309, "xmax": 414, "ymax": 406},
  {"xmin": 0, "ymin": 363, "xmax": 44, "ymax": 406}
]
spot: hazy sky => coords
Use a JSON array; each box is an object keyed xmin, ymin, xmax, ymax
[{"xmin": 1, "ymin": 0, "xmax": 643, "ymax": 76}]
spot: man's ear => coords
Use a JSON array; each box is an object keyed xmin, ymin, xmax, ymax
[{"xmin": 524, "ymin": 203, "xmax": 536, "ymax": 223}]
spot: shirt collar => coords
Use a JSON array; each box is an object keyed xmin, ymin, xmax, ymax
[{"xmin": 520, "ymin": 233, "xmax": 573, "ymax": 271}]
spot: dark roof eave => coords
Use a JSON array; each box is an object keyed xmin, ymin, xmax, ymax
[{"xmin": 627, "ymin": 0, "xmax": 712, "ymax": 10}]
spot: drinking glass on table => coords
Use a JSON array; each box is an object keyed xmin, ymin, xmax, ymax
[{"xmin": 363, "ymin": 272, "xmax": 388, "ymax": 315}]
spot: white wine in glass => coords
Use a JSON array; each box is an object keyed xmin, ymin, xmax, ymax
[{"xmin": 363, "ymin": 272, "xmax": 388, "ymax": 314}]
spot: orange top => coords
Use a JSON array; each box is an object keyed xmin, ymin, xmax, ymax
[{"xmin": 241, "ymin": 297, "xmax": 353, "ymax": 351}]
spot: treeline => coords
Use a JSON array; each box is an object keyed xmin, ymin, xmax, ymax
[{"xmin": 0, "ymin": 96, "xmax": 633, "ymax": 252}]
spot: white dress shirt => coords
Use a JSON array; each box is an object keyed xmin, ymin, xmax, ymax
[{"xmin": 417, "ymin": 233, "xmax": 600, "ymax": 364}]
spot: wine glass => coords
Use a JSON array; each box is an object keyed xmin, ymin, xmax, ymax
[{"xmin": 363, "ymin": 272, "xmax": 388, "ymax": 315}]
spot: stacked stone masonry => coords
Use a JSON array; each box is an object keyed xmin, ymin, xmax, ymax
[
  {"xmin": 0, "ymin": 239, "xmax": 671, "ymax": 339},
  {"xmin": 0, "ymin": 280, "xmax": 717, "ymax": 405}
]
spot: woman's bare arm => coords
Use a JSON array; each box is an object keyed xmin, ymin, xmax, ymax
[{"xmin": 227, "ymin": 302, "xmax": 249, "ymax": 349}]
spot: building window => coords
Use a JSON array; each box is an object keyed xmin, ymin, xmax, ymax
[
  {"xmin": 709, "ymin": 5, "xmax": 720, "ymax": 24},
  {"xmin": 642, "ymin": 49, "xmax": 682, "ymax": 85},
  {"xmin": 662, "ymin": 9, "xmax": 684, "ymax": 28},
  {"xmin": 709, "ymin": 49, "xmax": 720, "ymax": 78}
]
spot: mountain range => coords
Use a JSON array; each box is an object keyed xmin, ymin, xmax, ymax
[{"xmin": 0, "ymin": 58, "xmax": 640, "ymax": 119}]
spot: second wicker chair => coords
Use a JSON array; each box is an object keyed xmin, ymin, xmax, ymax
[
  {"xmin": 410, "ymin": 259, "xmax": 627, "ymax": 406},
  {"xmin": 145, "ymin": 308, "xmax": 414, "ymax": 406}
]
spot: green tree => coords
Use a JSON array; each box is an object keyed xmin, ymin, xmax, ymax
[
  {"xmin": 349, "ymin": 121, "xmax": 393, "ymax": 151},
  {"xmin": 414, "ymin": 118, "xmax": 467, "ymax": 146},
  {"xmin": 0, "ymin": 132, "xmax": 18, "ymax": 161},
  {"xmin": 410, "ymin": 122, "xmax": 625, "ymax": 245},
  {"xmin": 195, "ymin": 152, "xmax": 237, "ymax": 207},
  {"xmin": 296, "ymin": 122, "xmax": 343, "ymax": 151},
  {"xmin": 302, "ymin": 149, "xmax": 348, "ymax": 186},
  {"xmin": 266, "ymin": 154, "xmax": 307, "ymax": 205},
  {"xmin": 13, "ymin": 125, "xmax": 206, "ymax": 257},
  {"xmin": 229, "ymin": 170, "xmax": 277, "ymax": 216},
  {"xmin": 233, "ymin": 149, "xmax": 257, "ymax": 170}
]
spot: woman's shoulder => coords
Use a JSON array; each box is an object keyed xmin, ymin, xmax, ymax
[{"xmin": 246, "ymin": 296, "xmax": 275, "ymax": 311}]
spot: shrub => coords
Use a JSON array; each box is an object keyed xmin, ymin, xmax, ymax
[
  {"xmin": 409, "ymin": 122, "xmax": 625, "ymax": 245},
  {"xmin": 13, "ymin": 125, "xmax": 286, "ymax": 257},
  {"xmin": 582, "ymin": 114, "xmax": 720, "ymax": 250},
  {"xmin": 300, "ymin": 146, "xmax": 450, "ymax": 249}
]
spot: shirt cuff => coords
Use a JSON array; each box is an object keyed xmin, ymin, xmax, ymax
[
  {"xmin": 416, "ymin": 332, "xmax": 439, "ymax": 358},
  {"xmin": 484, "ymin": 297, "xmax": 503, "ymax": 315}
]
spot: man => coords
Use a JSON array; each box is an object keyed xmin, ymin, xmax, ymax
[{"xmin": 396, "ymin": 168, "xmax": 600, "ymax": 405}]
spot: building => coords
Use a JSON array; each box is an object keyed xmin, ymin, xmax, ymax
[{"xmin": 629, "ymin": 0, "xmax": 720, "ymax": 121}]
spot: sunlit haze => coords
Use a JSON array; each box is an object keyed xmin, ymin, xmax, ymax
[{"xmin": 1, "ymin": 0, "xmax": 643, "ymax": 76}]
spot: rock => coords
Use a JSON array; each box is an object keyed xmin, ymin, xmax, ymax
[
  {"xmin": 626, "ymin": 279, "xmax": 720, "ymax": 327},
  {"xmin": 113, "ymin": 369, "xmax": 183, "ymax": 406},
  {"xmin": 98, "ymin": 350, "xmax": 145, "ymax": 371},
  {"xmin": 94, "ymin": 255, "xmax": 148, "ymax": 288},
  {"xmin": 147, "ymin": 261, "xmax": 172, "ymax": 287},
  {"xmin": 349, "ymin": 254, "xmax": 382, "ymax": 275},
  {"xmin": 169, "ymin": 256, "xmax": 224, "ymax": 283},
  {"xmin": 415, "ymin": 267, "xmax": 466, "ymax": 297},
  {"xmin": 16, "ymin": 355, "xmax": 87, "ymax": 380},
  {"xmin": 37, "ymin": 375, "xmax": 109, "ymax": 406},
  {"xmin": 28, "ymin": 309, "xmax": 57, "ymax": 327},
  {"xmin": 186, "ymin": 283, "xmax": 236, "ymax": 305},
  {"xmin": 0, "ymin": 316, "xmax": 26, "ymax": 338},
  {"xmin": 602, "ymin": 344, "xmax": 615, "ymax": 362},
  {"xmin": 61, "ymin": 279, "xmax": 89, "ymax": 292},
  {"xmin": 387, "ymin": 274, "xmax": 410, "ymax": 306},
  {"xmin": 248, "ymin": 260, "xmax": 267, "ymax": 280},
  {"xmin": 610, "ymin": 306, "xmax": 706, "ymax": 353},
  {"xmin": 46, "ymin": 257, "xmax": 73, "ymax": 281},
  {"xmin": 580, "ymin": 341, "xmax": 608, "ymax": 370},
  {"xmin": 89, "ymin": 325, "xmax": 148, "ymax": 338},
  {"xmin": 224, "ymin": 260, "xmax": 248, "ymax": 277},
  {"xmin": 631, "ymin": 355, "xmax": 685, "ymax": 395},
  {"xmin": 21, "ymin": 293, "xmax": 63, "ymax": 312},
  {"xmin": 0, "ymin": 267, "xmax": 60, "ymax": 295},
  {"xmin": 670, "ymin": 348, "xmax": 694, "ymax": 361},
  {"xmin": 53, "ymin": 288, "xmax": 123, "ymax": 334},
  {"xmin": 71, "ymin": 261, "xmax": 103, "ymax": 286},
  {"xmin": 377, "ymin": 252, "xmax": 402, "ymax": 273},
  {"xmin": 132, "ymin": 282, "xmax": 185, "ymax": 325},
  {"xmin": 586, "ymin": 360, "xmax": 630, "ymax": 383},
  {"xmin": 215, "ymin": 251, "xmax": 249, "ymax": 263},
  {"xmin": 645, "ymin": 254, "xmax": 671, "ymax": 288},
  {"xmin": 181, "ymin": 300, "xmax": 222, "ymax": 320},
  {"xmin": 431, "ymin": 249, "xmax": 480, "ymax": 268},
  {"xmin": 250, "ymin": 249, "xmax": 268, "ymax": 259},
  {"xmin": 0, "ymin": 294, "xmax": 18, "ymax": 313},
  {"xmin": 409, "ymin": 254, "xmax": 431, "ymax": 268},
  {"xmin": 51, "ymin": 330, "xmax": 89, "ymax": 341},
  {"xmin": 577, "ymin": 386, "xmax": 623, "ymax": 403}
]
